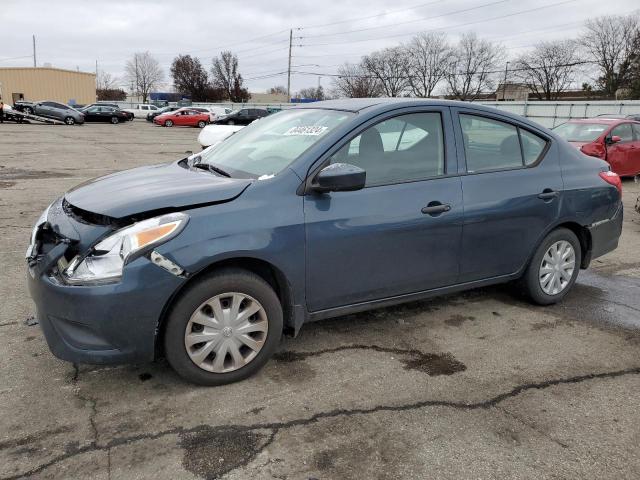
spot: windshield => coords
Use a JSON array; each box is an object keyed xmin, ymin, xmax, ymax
[
  {"xmin": 553, "ymin": 122, "xmax": 608, "ymax": 142},
  {"xmin": 200, "ymin": 109, "xmax": 353, "ymax": 178}
]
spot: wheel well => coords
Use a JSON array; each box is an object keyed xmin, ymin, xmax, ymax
[
  {"xmin": 154, "ymin": 257, "xmax": 295, "ymax": 359},
  {"xmin": 555, "ymin": 222, "xmax": 591, "ymax": 268}
]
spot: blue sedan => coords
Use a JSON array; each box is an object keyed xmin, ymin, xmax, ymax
[{"xmin": 26, "ymin": 99, "xmax": 623, "ymax": 385}]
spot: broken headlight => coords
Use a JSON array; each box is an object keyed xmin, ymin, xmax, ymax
[{"xmin": 63, "ymin": 212, "xmax": 188, "ymax": 285}]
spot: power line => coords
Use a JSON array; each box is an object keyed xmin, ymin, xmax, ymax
[
  {"xmin": 299, "ymin": 0, "xmax": 579, "ymax": 47},
  {"xmin": 0, "ymin": 55, "xmax": 33, "ymax": 62},
  {"xmin": 299, "ymin": 0, "xmax": 510, "ymax": 40},
  {"xmin": 290, "ymin": 60, "xmax": 592, "ymax": 79},
  {"xmin": 298, "ymin": 0, "xmax": 446, "ymax": 30}
]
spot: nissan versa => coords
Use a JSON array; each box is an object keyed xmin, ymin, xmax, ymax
[{"xmin": 26, "ymin": 99, "xmax": 623, "ymax": 385}]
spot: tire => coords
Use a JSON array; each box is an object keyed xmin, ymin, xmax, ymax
[
  {"xmin": 164, "ymin": 268, "xmax": 283, "ymax": 386},
  {"xmin": 111, "ymin": 116, "xmax": 119, "ymax": 124},
  {"xmin": 164, "ymin": 119, "xmax": 173, "ymax": 127},
  {"xmin": 197, "ymin": 120, "xmax": 206, "ymax": 128},
  {"xmin": 520, "ymin": 227, "xmax": 581, "ymax": 305},
  {"xmin": 64, "ymin": 116, "xmax": 75, "ymax": 125},
  {"xmin": 24, "ymin": 107, "xmax": 33, "ymax": 115},
  {"xmin": 227, "ymin": 120, "xmax": 235, "ymax": 125}
]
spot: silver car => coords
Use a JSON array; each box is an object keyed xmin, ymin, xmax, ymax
[{"xmin": 32, "ymin": 101, "xmax": 85, "ymax": 125}]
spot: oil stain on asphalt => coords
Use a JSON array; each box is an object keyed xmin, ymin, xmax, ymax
[
  {"xmin": 179, "ymin": 426, "xmax": 270, "ymax": 480},
  {"xmin": 273, "ymin": 344, "xmax": 466, "ymax": 376}
]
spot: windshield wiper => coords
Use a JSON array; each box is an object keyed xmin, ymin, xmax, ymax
[{"xmin": 192, "ymin": 162, "xmax": 231, "ymax": 178}]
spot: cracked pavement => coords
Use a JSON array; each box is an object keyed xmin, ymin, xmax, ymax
[{"xmin": 1, "ymin": 122, "xmax": 640, "ymax": 480}]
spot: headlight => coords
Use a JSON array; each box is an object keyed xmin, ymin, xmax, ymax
[
  {"xmin": 63, "ymin": 212, "xmax": 188, "ymax": 285},
  {"xmin": 26, "ymin": 203, "xmax": 52, "ymax": 259}
]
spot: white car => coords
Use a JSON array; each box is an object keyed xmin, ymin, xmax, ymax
[
  {"xmin": 122, "ymin": 104, "xmax": 160, "ymax": 118},
  {"xmin": 197, "ymin": 124, "xmax": 244, "ymax": 149}
]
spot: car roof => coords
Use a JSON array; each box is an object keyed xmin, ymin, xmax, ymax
[{"xmin": 565, "ymin": 118, "xmax": 636, "ymax": 125}]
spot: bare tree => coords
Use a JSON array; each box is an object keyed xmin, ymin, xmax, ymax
[
  {"xmin": 170, "ymin": 55, "xmax": 211, "ymax": 101},
  {"xmin": 580, "ymin": 14, "xmax": 639, "ymax": 97},
  {"xmin": 125, "ymin": 51, "xmax": 164, "ymax": 103},
  {"xmin": 268, "ymin": 85, "xmax": 287, "ymax": 95},
  {"xmin": 211, "ymin": 51, "xmax": 250, "ymax": 102},
  {"xmin": 297, "ymin": 86, "xmax": 325, "ymax": 100},
  {"xmin": 96, "ymin": 70, "xmax": 119, "ymax": 91},
  {"xmin": 513, "ymin": 40, "xmax": 582, "ymax": 100},
  {"xmin": 362, "ymin": 47, "xmax": 410, "ymax": 97},
  {"xmin": 403, "ymin": 32, "xmax": 451, "ymax": 97},
  {"xmin": 331, "ymin": 62, "xmax": 382, "ymax": 98},
  {"xmin": 445, "ymin": 32, "xmax": 504, "ymax": 101}
]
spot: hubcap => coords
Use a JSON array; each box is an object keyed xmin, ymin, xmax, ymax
[
  {"xmin": 184, "ymin": 292, "xmax": 268, "ymax": 373},
  {"xmin": 539, "ymin": 240, "xmax": 575, "ymax": 295}
]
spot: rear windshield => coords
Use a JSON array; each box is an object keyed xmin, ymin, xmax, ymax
[{"xmin": 553, "ymin": 122, "xmax": 608, "ymax": 142}]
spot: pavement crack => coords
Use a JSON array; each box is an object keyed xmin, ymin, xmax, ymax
[
  {"xmin": 71, "ymin": 364, "xmax": 100, "ymax": 447},
  {"xmin": 3, "ymin": 366, "xmax": 639, "ymax": 480},
  {"xmin": 496, "ymin": 405, "xmax": 570, "ymax": 449}
]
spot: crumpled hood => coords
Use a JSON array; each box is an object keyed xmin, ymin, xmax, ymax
[{"xmin": 64, "ymin": 161, "xmax": 252, "ymax": 219}]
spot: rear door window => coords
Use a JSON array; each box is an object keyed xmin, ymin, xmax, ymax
[{"xmin": 460, "ymin": 114, "xmax": 547, "ymax": 172}]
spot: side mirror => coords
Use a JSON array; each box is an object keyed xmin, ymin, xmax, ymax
[
  {"xmin": 312, "ymin": 163, "xmax": 366, "ymax": 193},
  {"xmin": 607, "ymin": 135, "xmax": 622, "ymax": 145}
]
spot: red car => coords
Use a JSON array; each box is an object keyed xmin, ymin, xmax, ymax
[
  {"xmin": 554, "ymin": 118, "xmax": 640, "ymax": 177},
  {"xmin": 154, "ymin": 108, "xmax": 209, "ymax": 128}
]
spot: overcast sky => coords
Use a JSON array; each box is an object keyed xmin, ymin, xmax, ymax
[{"xmin": 1, "ymin": 0, "xmax": 638, "ymax": 94}]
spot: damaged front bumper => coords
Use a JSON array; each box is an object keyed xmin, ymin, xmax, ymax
[{"xmin": 26, "ymin": 198, "xmax": 186, "ymax": 364}]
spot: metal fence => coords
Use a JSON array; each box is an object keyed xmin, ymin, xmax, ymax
[{"xmin": 476, "ymin": 100, "xmax": 640, "ymax": 128}]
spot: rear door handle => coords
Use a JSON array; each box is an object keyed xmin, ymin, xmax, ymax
[
  {"xmin": 421, "ymin": 203, "xmax": 451, "ymax": 215},
  {"xmin": 537, "ymin": 190, "xmax": 559, "ymax": 200}
]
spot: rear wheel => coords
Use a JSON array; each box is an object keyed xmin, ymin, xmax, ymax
[
  {"xmin": 164, "ymin": 268, "xmax": 283, "ymax": 385},
  {"xmin": 64, "ymin": 116, "xmax": 75, "ymax": 125},
  {"xmin": 164, "ymin": 119, "xmax": 173, "ymax": 127},
  {"xmin": 197, "ymin": 120, "xmax": 206, "ymax": 128},
  {"xmin": 227, "ymin": 120, "xmax": 235, "ymax": 125},
  {"xmin": 111, "ymin": 116, "xmax": 119, "ymax": 124},
  {"xmin": 520, "ymin": 228, "xmax": 581, "ymax": 305}
]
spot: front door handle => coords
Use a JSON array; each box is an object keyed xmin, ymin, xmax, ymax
[
  {"xmin": 537, "ymin": 189, "xmax": 559, "ymax": 200},
  {"xmin": 421, "ymin": 202, "xmax": 451, "ymax": 216}
]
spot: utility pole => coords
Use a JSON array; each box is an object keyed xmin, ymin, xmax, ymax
[
  {"xmin": 502, "ymin": 61, "xmax": 509, "ymax": 101},
  {"xmin": 286, "ymin": 29, "xmax": 292, "ymax": 103},
  {"xmin": 32, "ymin": 35, "xmax": 36, "ymax": 67}
]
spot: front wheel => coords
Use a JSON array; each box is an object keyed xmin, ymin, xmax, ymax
[
  {"xmin": 520, "ymin": 227, "xmax": 581, "ymax": 305},
  {"xmin": 111, "ymin": 116, "xmax": 119, "ymax": 124},
  {"xmin": 227, "ymin": 120, "xmax": 235, "ymax": 125},
  {"xmin": 164, "ymin": 119, "xmax": 173, "ymax": 127},
  {"xmin": 24, "ymin": 107, "xmax": 33, "ymax": 115},
  {"xmin": 164, "ymin": 269, "xmax": 283, "ymax": 385},
  {"xmin": 64, "ymin": 116, "xmax": 75, "ymax": 125}
]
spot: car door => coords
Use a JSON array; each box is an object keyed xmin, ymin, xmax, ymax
[
  {"xmin": 452, "ymin": 108, "xmax": 561, "ymax": 282},
  {"xmin": 630, "ymin": 124, "xmax": 640, "ymax": 176},
  {"xmin": 84, "ymin": 106, "xmax": 100, "ymax": 121},
  {"xmin": 304, "ymin": 108, "xmax": 463, "ymax": 312},
  {"xmin": 237, "ymin": 109, "xmax": 251, "ymax": 125},
  {"xmin": 35, "ymin": 102, "xmax": 52, "ymax": 117},
  {"xmin": 607, "ymin": 123, "xmax": 635, "ymax": 176}
]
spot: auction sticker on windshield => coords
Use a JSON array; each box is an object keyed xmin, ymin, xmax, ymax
[{"xmin": 284, "ymin": 126, "xmax": 328, "ymax": 136}]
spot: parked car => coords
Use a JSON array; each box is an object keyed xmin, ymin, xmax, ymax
[
  {"xmin": 122, "ymin": 104, "xmax": 160, "ymax": 119},
  {"xmin": 553, "ymin": 118, "xmax": 640, "ymax": 176},
  {"xmin": 197, "ymin": 124, "xmax": 244, "ymax": 148},
  {"xmin": 81, "ymin": 105, "xmax": 130, "ymax": 124},
  {"xmin": 15, "ymin": 101, "xmax": 85, "ymax": 125},
  {"xmin": 26, "ymin": 99, "xmax": 623, "ymax": 385},
  {"xmin": 146, "ymin": 106, "xmax": 179, "ymax": 122},
  {"xmin": 153, "ymin": 108, "xmax": 209, "ymax": 128},
  {"xmin": 90, "ymin": 103, "xmax": 134, "ymax": 121},
  {"xmin": 211, "ymin": 107, "xmax": 269, "ymax": 125}
]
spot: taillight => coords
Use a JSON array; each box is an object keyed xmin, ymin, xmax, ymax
[{"xmin": 599, "ymin": 170, "xmax": 622, "ymax": 194}]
